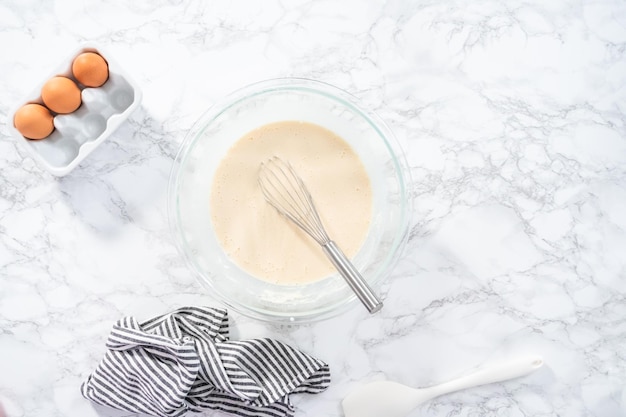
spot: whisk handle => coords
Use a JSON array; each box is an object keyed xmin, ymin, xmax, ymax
[{"xmin": 322, "ymin": 241, "xmax": 383, "ymax": 313}]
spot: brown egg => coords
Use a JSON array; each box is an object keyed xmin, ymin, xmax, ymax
[
  {"xmin": 13, "ymin": 103, "xmax": 55, "ymax": 140},
  {"xmin": 41, "ymin": 76, "xmax": 82, "ymax": 114},
  {"xmin": 72, "ymin": 52, "xmax": 109, "ymax": 87}
]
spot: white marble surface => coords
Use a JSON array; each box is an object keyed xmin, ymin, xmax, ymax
[{"xmin": 1, "ymin": 1, "xmax": 625, "ymax": 416}]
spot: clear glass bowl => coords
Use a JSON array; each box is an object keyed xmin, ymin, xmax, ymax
[{"xmin": 168, "ymin": 78, "xmax": 411, "ymax": 323}]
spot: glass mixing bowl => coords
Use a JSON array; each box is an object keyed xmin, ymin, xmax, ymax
[{"xmin": 168, "ymin": 78, "xmax": 411, "ymax": 323}]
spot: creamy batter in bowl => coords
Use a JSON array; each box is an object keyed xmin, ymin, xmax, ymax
[{"xmin": 168, "ymin": 78, "xmax": 411, "ymax": 323}]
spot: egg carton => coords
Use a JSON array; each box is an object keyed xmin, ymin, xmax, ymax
[{"xmin": 8, "ymin": 43, "xmax": 142, "ymax": 176}]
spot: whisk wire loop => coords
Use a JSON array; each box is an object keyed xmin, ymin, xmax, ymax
[{"xmin": 258, "ymin": 157, "xmax": 330, "ymax": 245}]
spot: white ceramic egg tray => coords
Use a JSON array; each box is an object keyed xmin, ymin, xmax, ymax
[{"xmin": 8, "ymin": 44, "xmax": 142, "ymax": 176}]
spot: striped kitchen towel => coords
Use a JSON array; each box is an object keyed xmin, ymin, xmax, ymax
[{"xmin": 80, "ymin": 306, "xmax": 330, "ymax": 417}]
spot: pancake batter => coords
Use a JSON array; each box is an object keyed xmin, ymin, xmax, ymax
[{"xmin": 210, "ymin": 120, "xmax": 372, "ymax": 285}]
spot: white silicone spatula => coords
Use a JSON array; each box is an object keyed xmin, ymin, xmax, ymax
[{"xmin": 342, "ymin": 355, "xmax": 543, "ymax": 417}]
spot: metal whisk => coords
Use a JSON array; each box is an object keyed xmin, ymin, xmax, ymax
[{"xmin": 258, "ymin": 156, "xmax": 383, "ymax": 313}]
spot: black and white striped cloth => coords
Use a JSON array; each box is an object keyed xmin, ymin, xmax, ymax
[{"xmin": 81, "ymin": 306, "xmax": 330, "ymax": 417}]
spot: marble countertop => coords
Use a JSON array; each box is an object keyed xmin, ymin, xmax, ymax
[{"xmin": 1, "ymin": 1, "xmax": 625, "ymax": 416}]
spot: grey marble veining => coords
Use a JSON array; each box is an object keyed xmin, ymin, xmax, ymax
[{"xmin": 1, "ymin": 1, "xmax": 625, "ymax": 416}]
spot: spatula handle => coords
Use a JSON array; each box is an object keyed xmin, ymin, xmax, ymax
[{"xmin": 425, "ymin": 355, "xmax": 544, "ymax": 400}]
